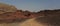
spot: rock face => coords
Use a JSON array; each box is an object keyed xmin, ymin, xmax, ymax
[{"xmin": 0, "ymin": 3, "xmax": 17, "ymax": 14}]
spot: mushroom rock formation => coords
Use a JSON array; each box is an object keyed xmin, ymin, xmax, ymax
[{"xmin": 0, "ymin": 3, "xmax": 17, "ymax": 14}]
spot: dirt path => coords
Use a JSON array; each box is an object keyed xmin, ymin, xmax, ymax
[
  {"xmin": 0, "ymin": 18, "xmax": 47, "ymax": 26},
  {"xmin": 19, "ymin": 18, "xmax": 46, "ymax": 26}
]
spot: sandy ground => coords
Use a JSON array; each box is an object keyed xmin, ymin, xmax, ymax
[
  {"xmin": 19, "ymin": 18, "xmax": 41, "ymax": 26},
  {"xmin": 0, "ymin": 18, "xmax": 47, "ymax": 26},
  {"xmin": 0, "ymin": 23, "xmax": 20, "ymax": 26},
  {"xmin": 19, "ymin": 18, "xmax": 48, "ymax": 26}
]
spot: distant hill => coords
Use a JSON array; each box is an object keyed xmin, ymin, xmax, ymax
[
  {"xmin": 0, "ymin": 3, "xmax": 17, "ymax": 14},
  {"xmin": 38, "ymin": 9, "xmax": 60, "ymax": 16}
]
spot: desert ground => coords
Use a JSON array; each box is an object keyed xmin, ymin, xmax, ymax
[{"xmin": 0, "ymin": 18, "xmax": 47, "ymax": 26}]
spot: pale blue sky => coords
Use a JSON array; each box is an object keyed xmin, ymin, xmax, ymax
[{"xmin": 0, "ymin": 0, "xmax": 60, "ymax": 12}]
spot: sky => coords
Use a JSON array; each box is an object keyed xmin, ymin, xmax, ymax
[{"xmin": 0, "ymin": 0, "xmax": 60, "ymax": 12}]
